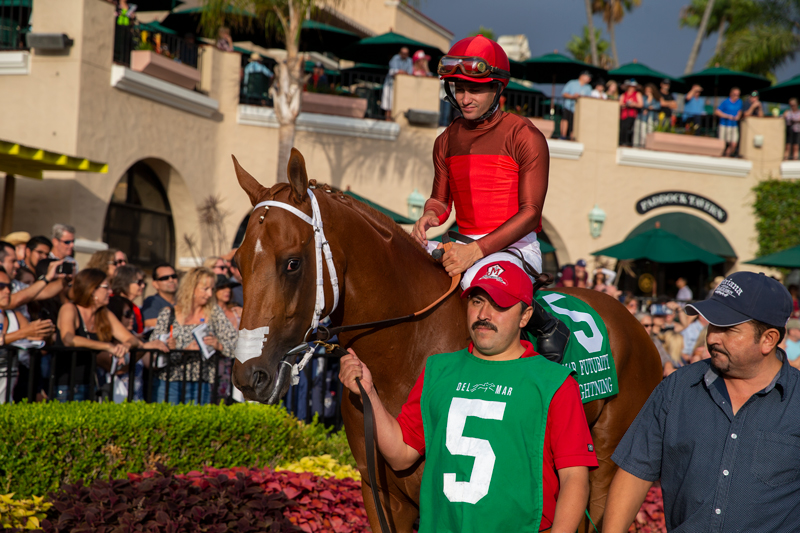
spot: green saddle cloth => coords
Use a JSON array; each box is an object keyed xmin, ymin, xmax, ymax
[{"xmin": 525, "ymin": 291, "xmax": 619, "ymax": 403}]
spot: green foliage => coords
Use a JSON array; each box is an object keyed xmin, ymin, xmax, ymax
[
  {"xmin": 752, "ymin": 178, "xmax": 800, "ymax": 256},
  {"xmin": 0, "ymin": 402, "xmax": 353, "ymax": 499},
  {"xmin": 566, "ymin": 26, "xmax": 613, "ymax": 69},
  {"xmin": 468, "ymin": 26, "xmax": 496, "ymax": 41},
  {"xmin": 0, "ymin": 493, "xmax": 51, "ymax": 530},
  {"xmin": 681, "ymin": 0, "xmax": 800, "ymax": 77}
]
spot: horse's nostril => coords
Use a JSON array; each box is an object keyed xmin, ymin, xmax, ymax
[{"xmin": 252, "ymin": 370, "xmax": 269, "ymax": 390}]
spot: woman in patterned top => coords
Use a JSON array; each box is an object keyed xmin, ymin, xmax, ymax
[{"xmin": 152, "ymin": 267, "xmax": 236, "ymax": 404}]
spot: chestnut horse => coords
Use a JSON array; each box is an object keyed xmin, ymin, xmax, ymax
[{"xmin": 231, "ymin": 149, "xmax": 662, "ymax": 532}]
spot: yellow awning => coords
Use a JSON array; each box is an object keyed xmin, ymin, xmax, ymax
[{"xmin": 0, "ymin": 139, "xmax": 108, "ymax": 179}]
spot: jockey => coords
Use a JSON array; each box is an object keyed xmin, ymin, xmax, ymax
[{"xmin": 411, "ymin": 34, "xmax": 570, "ymax": 362}]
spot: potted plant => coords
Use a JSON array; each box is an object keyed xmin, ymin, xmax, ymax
[
  {"xmin": 129, "ymin": 31, "xmax": 200, "ymax": 90},
  {"xmin": 301, "ymin": 85, "xmax": 368, "ymax": 119},
  {"xmin": 644, "ymin": 112, "xmax": 725, "ymax": 157}
]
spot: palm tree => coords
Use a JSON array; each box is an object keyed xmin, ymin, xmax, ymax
[
  {"xmin": 584, "ymin": 0, "xmax": 599, "ymax": 65},
  {"xmin": 591, "ymin": 0, "xmax": 642, "ymax": 68},
  {"xmin": 567, "ymin": 26, "xmax": 613, "ymax": 69},
  {"xmin": 683, "ymin": 0, "xmax": 715, "ymax": 75},
  {"xmin": 681, "ymin": 0, "xmax": 800, "ymax": 78},
  {"xmin": 201, "ymin": 0, "xmax": 316, "ymax": 183}
]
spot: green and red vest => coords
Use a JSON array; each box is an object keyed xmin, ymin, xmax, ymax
[{"xmin": 418, "ymin": 348, "xmax": 572, "ymax": 532}]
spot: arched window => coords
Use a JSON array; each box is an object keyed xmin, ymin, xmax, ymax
[{"xmin": 103, "ymin": 162, "xmax": 175, "ymax": 270}]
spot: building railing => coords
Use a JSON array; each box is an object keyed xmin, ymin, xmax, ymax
[
  {"xmin": 0, "ymin": 346, "xmax": 231, "ymax": 405},
  {"xmin": 113, "ymin": 22, "xmax": 199, "ymax": 69},
  {"xmin": 0, "ymin": 2, "xmax": 30, "ymax": 50}
]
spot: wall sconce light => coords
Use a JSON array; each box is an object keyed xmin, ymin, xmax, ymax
[
  {"xmin": 407, "ymin": 188, "xmax": 425, "ymax": 220},
  {"xmin": 588, "ymin": 204, "xmax": 606, "ymax": 238}
]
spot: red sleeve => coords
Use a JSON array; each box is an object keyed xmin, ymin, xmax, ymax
[
  {"xmin": 425, "ymin": 132, "xmax": 453, "ymax": 225},
  {"xmin": 477, "ymin": 123, "xmax": 549, "ymax": 256},
  {"xmin": 396, "ymin": 368, "xmax": 426, "ymax": 455},
  {"xmin": 547, "ymin": 376, "xmax": 598, "ymax": 470}
]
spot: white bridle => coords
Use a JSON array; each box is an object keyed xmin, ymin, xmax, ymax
[{"xmin": 236, "ymin": 188, "xmax": 340, "ymax": 385}]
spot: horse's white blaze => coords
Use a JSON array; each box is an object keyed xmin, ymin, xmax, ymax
[
  {"xmin": 235, "ymin": 326, "xmax": 270, "ymax": 363},
  {"xmin": 254, "ymin": 237, "xmax": 264, "ymax": 254}
]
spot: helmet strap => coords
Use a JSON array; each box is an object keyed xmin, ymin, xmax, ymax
[
  {"xmin": 476, "ymin": 82, "xmax": 504, "ymax": 121},
  {"xmin": 443, "ymin": 81, "xmax": 505, "ymax": 122}
]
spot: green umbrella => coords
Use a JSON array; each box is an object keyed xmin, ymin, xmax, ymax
[
  {"xmin": 344, "ymin": 191, "xmax": 415, "ymax": 224},
  {"xmin": 591, "ymin": 227, "xmax": 724, "ymax": 265},
  {"xmin": 131, "ymin": 0, "xmax": 183, "ymax": 11},
  {"xmin": 505, "ymin": 80, "xmax": 545, "ymax": 95},
  {"xmin": 522, "ymin": 52, "xmax": 606, "ymax": 84},
  {"xmin": 139, "ymin": 21, "xmax": 177, "ymax": 35},
  {"xmin": 339, "ymin": 31, "xmax": 444, "ymax": 67},
  {"xmin": 608, "ymin": 61, "xmax": 686, "ymax": 92},
  {"xmin": 522, "ymin": 52, "xmax": 607, "ymax": 116},
  {"xmin": 681, "ymin": 65, "xmax": 770, "ymax": 99},
  {"xmin": 299, "ymin": 20, "xmax": 360, "ymax": 54},
  {"xmin": 162, "ymin": 5, "xmax": 259, "ymax": 42},
  {"xmin": 744, "ymin": 245, "xmax": 800, "ymax": 268},
  {"xmin": 759, "ymin": 74, "xmax": 800, "ymax": 104}
]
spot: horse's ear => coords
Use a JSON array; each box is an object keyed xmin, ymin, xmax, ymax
[
  {"xmin": 232, "ymin": 155, "xmax": 267, "ymax": 206},
  {"xmin": 287, "ymin": 148, "xmax": 308, "ymax": 201}
]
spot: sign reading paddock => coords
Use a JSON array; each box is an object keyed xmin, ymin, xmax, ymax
[{"xmin": 636, "ymin": 191, "xmax": 727, "ymax": 223}]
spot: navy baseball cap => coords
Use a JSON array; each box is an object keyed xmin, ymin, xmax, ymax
[
  {"xmin": 686, "ymin": 272, "xmax": 792, "ymax": 328},
  {"xmin": 576, "ymin": 259, "xmax": 587, "ymax": 267}
]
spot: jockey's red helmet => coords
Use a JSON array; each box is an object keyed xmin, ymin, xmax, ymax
[{"xmin": 438, "ymin": 35, "xmax": 511, "ymax": 88}]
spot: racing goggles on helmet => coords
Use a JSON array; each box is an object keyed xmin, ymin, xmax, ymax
[{"xmin": 437, "ymin": 55, "xmax": 510, "ymax": 80}]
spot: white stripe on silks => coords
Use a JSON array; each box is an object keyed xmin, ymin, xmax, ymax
[{"xmin": 235, "ymin": 326, "xmax": 270, "ymax": 363}]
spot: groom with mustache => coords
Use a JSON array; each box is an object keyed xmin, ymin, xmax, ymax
[{"xmin": 340, "ymin": 261, "xmax": 597, "ymax": 532}]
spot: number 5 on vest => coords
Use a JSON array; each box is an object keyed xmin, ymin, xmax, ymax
[{"xmin": 443, "ymin": 398, "xmax": 506, "ymax": 504}]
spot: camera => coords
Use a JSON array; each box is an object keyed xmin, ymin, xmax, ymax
[{"xmin": 56, "ymin": 262, "xmax": 74, "ymax": 275}]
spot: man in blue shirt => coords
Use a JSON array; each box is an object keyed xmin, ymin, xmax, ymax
[
  {"xmin": 560, "ymin": 70, "xmax": 592, "ymax": 140},
  {"xmin": 682, "ymin": 83, "xmax": 705, "ymax": 133},
  {"xmin": 604, "ymin": 272, "xmax": 800, "ymax": 533},
  {"xmin": 715, "ymin": 87, "xmax": 743, "ymax": 157}
]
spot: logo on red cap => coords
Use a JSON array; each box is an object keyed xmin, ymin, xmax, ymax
[{"xmin": 480, "ymin": 264, "xmax": 508, "ymax": 285}]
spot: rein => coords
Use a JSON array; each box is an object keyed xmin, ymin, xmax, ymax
[{"xmin": 249, "ymin": 190, "xmax": 459, "ymax": 533}]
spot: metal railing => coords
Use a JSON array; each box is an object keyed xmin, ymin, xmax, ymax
[
  {"xmin": 0, "ymin": 2, "xmax": 30, "ymax": 50},
  {"xmin": 113, "ymin": 22, "xmax": 199, "ymax": 69},
  {"xmin": 619, "ymin": 111, "xmax": 724, "ymax": 148},
  {"xmin": 336, "ymin": 70, "xmax": 387, "ymax": 120},
  {"xmin": 0, "ymin": 346, "xmax": 231, "ymax": 405}
]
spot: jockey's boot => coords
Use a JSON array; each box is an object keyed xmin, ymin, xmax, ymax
[{"xmin": 524, "ymin": 299, "xmax": 570, "ymax": 364}]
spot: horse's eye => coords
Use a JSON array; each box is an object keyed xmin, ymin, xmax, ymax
[{"xmin": 286, "ymin": 259, "xmax": 301, "ymax": 272}]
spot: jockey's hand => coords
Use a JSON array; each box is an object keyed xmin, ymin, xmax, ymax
[
  {"xmin": 443, "ymin": 242, "xmax": 484, "ymax": 276},
  {"xmin": 411, "ymin": 210, "xmax": 441, "ymax": 247},
  {"xmin": 339, "ymin": 349, "xmax": 374, "ymax": 397}
]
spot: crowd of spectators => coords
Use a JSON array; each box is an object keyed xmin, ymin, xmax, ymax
[{"xmin": 0, "ymin": 225, "xmax": 246, "ymax": 405}]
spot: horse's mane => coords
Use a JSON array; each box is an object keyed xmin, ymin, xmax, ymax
[{"xmin": 269, "ymin": 182, "xmax": 438, "ymax": 265}]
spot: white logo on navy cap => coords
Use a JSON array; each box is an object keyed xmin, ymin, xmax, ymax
[
  {"xmin": 714, "ymin": 278, "xmax": 743, "ymax": 298},
  {"xmin": 480, "ymin": 264, "xmax": 507, "ymax": 285}
]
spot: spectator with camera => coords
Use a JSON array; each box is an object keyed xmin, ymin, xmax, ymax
[
  {"xmin": 24, "ymin": 235, "xmax": 52, "ymax": 271},
  {"xmin": 50, "ymin": 224, "xmax": 77, "ymax": 265},
  {"xmin": 2, "ymin": 241, "xmax": 66, "ymax": 315},
  {"xmin": 142, "ymin": 263, "xmax": 178, "ymax": 328}
]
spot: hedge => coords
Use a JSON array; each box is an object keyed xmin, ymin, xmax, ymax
[
  {"xmin": 0, "ymin": 402, "xmax": 354, "ymax": 498},
  {"xmin": 753, "ymin": 178, "xmax": 800, "ymax": 258}
]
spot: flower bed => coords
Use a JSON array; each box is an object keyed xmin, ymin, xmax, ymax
[{"xmin": 628, "ymin": 485, "xmax": 666, "ymax": 533}]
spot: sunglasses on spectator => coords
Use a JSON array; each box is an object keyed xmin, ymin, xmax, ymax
[
  {"xmin": 123, "ymin": 310, "xmax": 134, "ymax": 319},
  {"xmin": 155, "ymin": 273, "xmax": 178, "ymax": 281},
  {"xmin": 136, "ymin": 279, "xmax": 146, "ymax": 287},
  {"xmin": 641, "ymin": 322, "xmax": 653, "ymax": 328},
  {"xmin": 115, "ymin": 259, "xmax": 127, "ymax": 266},
  {"xmin": 57, "ymin": 239, "xmax": 74, "ymax": 245},
  {"xmin": 98, "ymin": 284, "xmax": 110, "ymax": 290},
  {"xmin": 0, "ymin": 282, "xmax": 11, "ymax": 291}
]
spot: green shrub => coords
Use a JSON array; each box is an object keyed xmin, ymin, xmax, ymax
[
  {"xmin": 753, "ymin": 178, "xmax": 800, "ymax": 257},
  {"xmin": 0, "ymin": 402, "xmax": 353, "ymax": 498}
]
